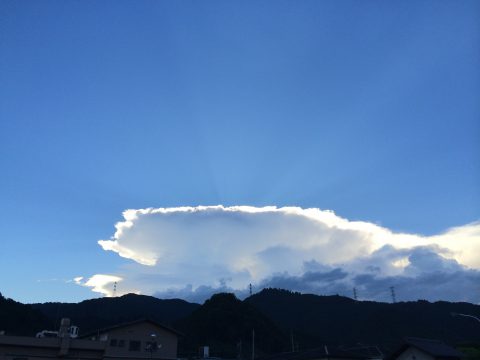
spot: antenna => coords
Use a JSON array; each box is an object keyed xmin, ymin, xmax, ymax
[
  {"xmin": 113, "ymin": 282, "xmax": 117, "ymax": 297},
  {"xmin": 249, "ymin": 283, "xmax": 252, "ymax": 297},
  {"xmin": 390, "ymin": 286, "xmax": 396, "ymax": 303},
  {"xmin": 353, "ymin": 288, "xmax": 358, "ymax": 301}
]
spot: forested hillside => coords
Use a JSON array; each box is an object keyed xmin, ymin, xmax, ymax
[
  {"xmin": 2, "ymin": 290, "xmax": 480, "ymax": 357},
  {"xmin": 246, "ymin": 289, "xmax": 480, "ymax": 353},
  {"xmin": 31, "ymin": 293, "xmax": 200, "ymax": 333},
  {"xmin": 0, "ymin": 293, "xmax": 51, "ymax": 336}
]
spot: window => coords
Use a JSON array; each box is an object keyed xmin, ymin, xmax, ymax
[
  {"xmin": 129, "ymin": 340, "xmax": 141, "ymax": 351},
  {"xmin": 110, "ymin": 339, "xmax": 118, "ymax": 347},
  {"xmin": 118, "ymin": 339, "xmax": 125, "ymax": 347}
]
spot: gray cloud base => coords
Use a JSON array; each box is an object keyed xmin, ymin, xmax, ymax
[{"xmin": 153, "ymin": 245, "xmax": 480, "ymax": 304}]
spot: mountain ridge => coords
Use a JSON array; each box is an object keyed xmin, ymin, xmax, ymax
[
  {"xmin": 30, "ymin": 293, "xmax": 200, "ymax": 333},
  {"xmin": 2, "ymin": 289, "xmax": 480, "ymax": 356}
]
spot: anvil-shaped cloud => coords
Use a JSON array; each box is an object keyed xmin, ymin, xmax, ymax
[{"xmin": 78, "ymin": 206, "xmax": 480, "ymax": 303}]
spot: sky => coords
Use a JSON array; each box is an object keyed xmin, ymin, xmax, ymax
[{"xmin": 0, "ymin": 0, "xmax": 479, "ymax": 304}]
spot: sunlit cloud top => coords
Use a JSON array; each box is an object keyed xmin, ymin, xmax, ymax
[{"xmin": 80, "ymin": 206, "xmax": 480, "ymax": 303}]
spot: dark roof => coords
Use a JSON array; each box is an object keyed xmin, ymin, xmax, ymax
[
  {"xmin": 79, "ymin": 318, "xmax": 183, "ymax": 338},
  {"xmin": 406, "ymin": 338, "xmax": 464, "ymax": 358},
  {"xmin": 389, "ymin": 338, "xmax": 464, "ymax": 360}
]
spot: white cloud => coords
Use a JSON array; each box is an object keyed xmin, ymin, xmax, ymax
[
  {"xmin": 75, "ymin": 274, "xmax": 123, "ymax": 296},
  {"xmin": 79, "ymin": 206, "xmax": 480, "ymax": 302}
]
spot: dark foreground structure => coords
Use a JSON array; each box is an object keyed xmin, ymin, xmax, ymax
[
  {"xmin": 388, "ymin": 338, "xmax": 464, "ymax": 360},
  {"xmin": 0, "ymin": 318, "xmax": 181, "ymax": 360},
  {"xmin": 260, "ymin": 338, "xmax": 465, "ymax": 360},
  {"xmin": 259, "ymin": 345, "xmax": 383, "ymax": 360}
]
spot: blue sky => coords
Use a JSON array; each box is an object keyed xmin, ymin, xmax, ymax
[{"xmin": 0, "ymin": 0, "xmax": 479, "ymax": 303}]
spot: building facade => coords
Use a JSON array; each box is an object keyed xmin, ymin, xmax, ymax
[{"xmin": 0, "ymin": 319, "xmax": 180, "ymax": 360}]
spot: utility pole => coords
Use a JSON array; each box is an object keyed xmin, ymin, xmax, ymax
[
  {"xmin": 249, "ymin": 283, "xmax": 253, "ymax": 297},
  {"xmin": 252, "ymin": 329, "xmax": 255, "ymax": 360},
  {"xmin": 237, "ymin": 339, "xmax": 242, "ymax": 360},
  {"xmin": 353, "ymin": 287, "xmax": 358, "ymax": 301},
  {"xmin": 113, "ymin": 282, "xmax": 117, "ymax": 297}
]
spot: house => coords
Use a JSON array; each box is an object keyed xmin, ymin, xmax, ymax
[
  {"xmin": 389, "ymin": 338, "xmax": 464, "ymax": 360},
  {"xmin": 0, "ymin": 318, "xmax": 181, "ymax": 360},
  {"xmin": 81, "ymin": 318, "xmax": 182, "ymax": 359}
]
